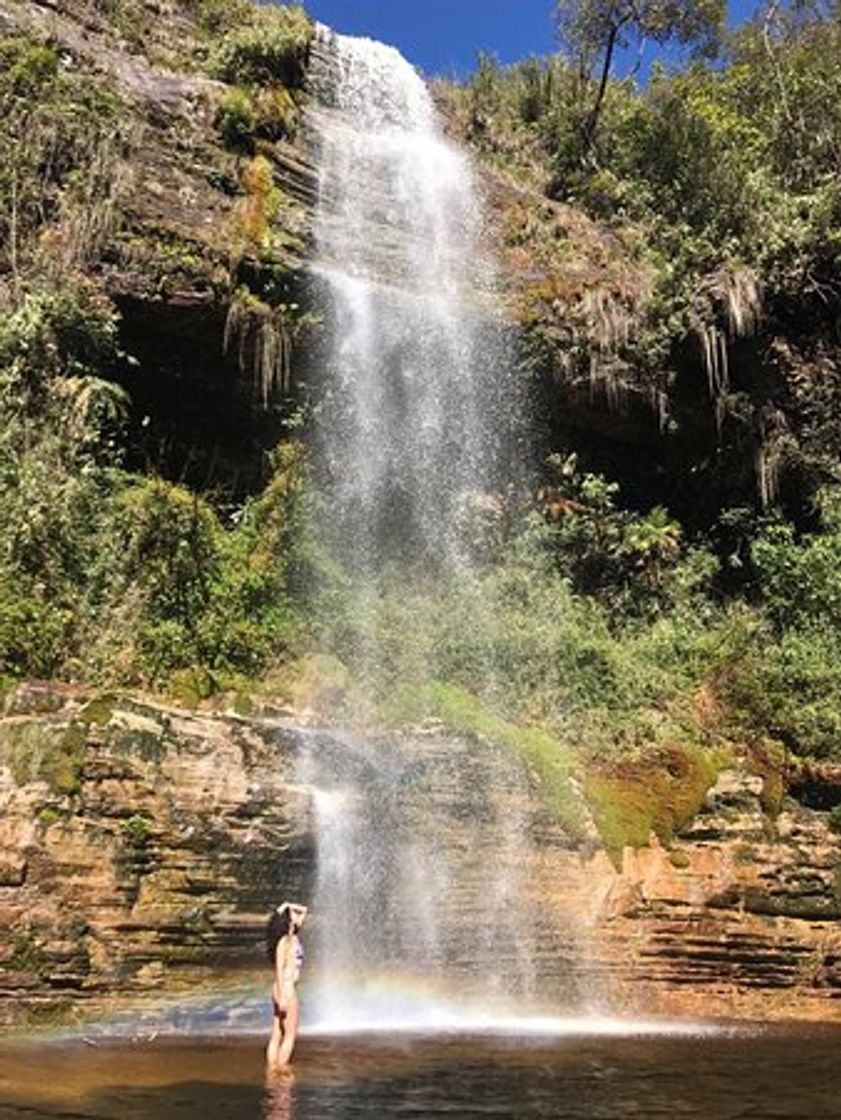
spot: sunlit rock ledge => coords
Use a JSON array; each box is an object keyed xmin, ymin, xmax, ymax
[{"xmin": 1, "ymin": 681, "xmax": 840, "ymax": 1028}]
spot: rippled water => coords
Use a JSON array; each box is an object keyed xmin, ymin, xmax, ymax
[{"xmin": 1, "ymin": 1025, "xmax": 839, "ymax": 1119}]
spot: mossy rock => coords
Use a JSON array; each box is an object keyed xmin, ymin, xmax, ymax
[
  {"xmin": 0, "ymin": 720, "xmax": 87, "ymax": 796},
  {"xmin": 78, "ymin": 694, "xmax": 118, "ymax": 727},
  {"xmin": 425, "ymin": 682, "xmax": 586, "ymax": 841},
  {"xmin": 747, "ymin": 738, "xmax": 788, "ymax": 818},
  {"xmin": 167, "ymin": 667, "xmax": 217, "ymax": 710},
  {"xmin": 105, "ymin": 709, "xmax": 168, "ymax": 763},
  {"xmin": 584, "ymin": 743, "xmax": 726, "ymax": 869}
]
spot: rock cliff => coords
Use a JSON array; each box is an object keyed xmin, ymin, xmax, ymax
[
  {"xmin": 2, "ymin": 685, "xmax": 839, "ymax": 1027},
  {"xmin": 1, "ymin": 0, "xmax": 318, "ymax": 498},
  {"xmin": 0, "ymin": 684, "xmax": 312, "ymax": 1025}
]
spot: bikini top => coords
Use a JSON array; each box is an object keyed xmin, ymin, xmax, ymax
[{"xmin": 280, "ymin": 935, "xmax": 304, "ymax": 986}]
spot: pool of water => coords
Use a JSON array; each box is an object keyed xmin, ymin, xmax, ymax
[{"xmin": 1, "ymin": 1023, "xmax": 839, "ymax": 1119}]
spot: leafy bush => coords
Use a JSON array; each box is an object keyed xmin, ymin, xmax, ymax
[
  {"xmin": 190, "ymin": 0, "xmax": 251, "ymax": 34},
  {"xmin": 212, "ymin": 5, "xmax": 313, "ymax": 88},
  {"xmin": 723, "ymin": 623, "xmax": 841, "ymax": 761},
  {"xmin": 214, "ymin": 88, "xmax": 256, "ymax": 152}
]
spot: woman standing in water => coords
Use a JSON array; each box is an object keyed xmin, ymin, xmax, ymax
[{"xmin": 266, "ymin": 901, "xmax": 308, "ymax": 1069}]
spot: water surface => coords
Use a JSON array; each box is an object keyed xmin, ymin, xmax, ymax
[{"xmin": 1, "ymin": 1025, "xmax": 838, "ymax": 1119}]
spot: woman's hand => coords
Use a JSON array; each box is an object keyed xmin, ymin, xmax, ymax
[{"xmin": 277, "ymin": 901, "xmax": 308, "ymax": 925}]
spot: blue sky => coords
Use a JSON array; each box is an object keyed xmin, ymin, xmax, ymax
[{"xmin": 303, "ymin": 1, "xmax": 764, "ymax": 78}]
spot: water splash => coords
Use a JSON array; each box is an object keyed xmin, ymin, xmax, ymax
[{"xmin": 288, "ymin": 726, "xmax": 563, "ymax": 1030}]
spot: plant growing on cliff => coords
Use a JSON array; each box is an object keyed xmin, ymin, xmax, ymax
[
  {"xmin": 211, "ymin": 4, "xmax": 313, "ymax": 88},
  {"xmin": 0, "ymin": 286, "xmax": 127, "ymax": 676},
  {"xmin": 215, "ymin": 88, "xmax": 257, "ymax": 152},
  {"xmin": 0, "ymin": 35, "xmax": 129, "ymax": 295}
]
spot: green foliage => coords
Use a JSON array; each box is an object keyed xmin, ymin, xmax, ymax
[
  {"xmin": 556, "ymin": 0, "xmax": 725, "ymax": 60},
  {"xmin": 190, "ymin": 0, "xmax": 252, "ymax": 34},
  {"xmin": 212, "ymin": 5, "xmax": 313, "ymax": 88},
  {"xmin": 215, "ymin": 88, "xmax": 257, "ymax": 152},
  {"xmin": 0, "ymin": 35, "xmax": 127, "ymax": 285},
  {"xmin": 0, "ymin": 283, "xmax": 302, "ymax": 687},
  {"xmin": 707, "ymin": 510, "xmax": 841, "ymax": 759},
  {"xmin": 828, "ymin": 804, "xmax": 841, "ymax": 836},
  {"xmin": 750, "ymin": 515, "xmax": 841, "ymax": 632},
  {"xmin": 123, "ymin": 814, "xmax": 152, "ymax": 847},
  {"xmin": 85, "ymin": 449, "xmax": 301, "ymax": 686},
  {"xmin": 449, "ymin": 3, "xmax": 841, "ymax": 492},
  {"xmin": 0, "ymin": 286, "xmax": 125, "ymax": 678},
  {"xmin": 302, "ymin": 492, "xmax": 734, "ymax": 760},
  {"xmin": 725, "ymin": 624, "xmax": 841, "ymax": 761},
  {"xmin": 555, "ymin": 0, "xmax": 725, "ymax": 159},
  {"xmin": 537, "ymin": 453, "xmax": 703, "ymax": 613}
]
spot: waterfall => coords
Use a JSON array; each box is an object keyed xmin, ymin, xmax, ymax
[
  {"xmin": 293, "ymin": 32, "xmax": 563, "ymax": 1031},
  {"xmin": 306, "ymin": 30, "xmax": 519, "ymax": 641},
  {"xmin": 295, "ymin": 729, "xmax": 552, "ymax": 1029}
]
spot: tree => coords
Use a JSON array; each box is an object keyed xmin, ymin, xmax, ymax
[{"xmin": 556, "ymin": 0, "xmax": 726, "ymax": 159}]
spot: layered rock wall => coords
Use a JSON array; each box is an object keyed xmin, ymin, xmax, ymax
[
  {"xmin": 2, "ymin": 687, "xmax": 840, "ymax": 1027},
  {"xmin": 0, "ymin": 686, "xmax": 312, "ymax": 1025}
]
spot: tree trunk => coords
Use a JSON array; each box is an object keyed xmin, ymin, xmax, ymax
[{"xmin": 580, "ymin": 19, "xmax": 623, "ymax": 161}]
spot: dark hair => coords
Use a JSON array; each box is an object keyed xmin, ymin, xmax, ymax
[{"xmin": 266, "ymin": 907, "xmax": 291, "ymax": 963}]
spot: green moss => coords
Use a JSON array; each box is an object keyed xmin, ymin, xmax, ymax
[
  {"xmin": 747, "ymin": 738, "xmax": 787, "ymax": 818},
  {"xmin": 167, "ymin": 666, "xmax": 217, "ymax": 709},
  {"xmin": 0, "ymin": 720, "xmax": 86, "ymax": 795},
  {"xmin": 425, "ymin": 682, "xmax": 586, "ymax": 840},
  {"xmin": 668, "ymin": 848, "xmax": 691, "ymax": 869},
  {"xmin": 584, "ymin": 743, "xmax": 726, "ymax": 869},
  {"xmin": 37, "ymin": 807, "xmax": 60, "ymax": 826},
  {"xmin": 78, "ymin": 695, "xmax": 116, "ymax": 727},
  {"xmin": 232, "ymin": 690, "xmax": 256, "ymax": 716},
  {"xmin": 41, "ymin": 723, "xmax": 86, "ymax": 795}
]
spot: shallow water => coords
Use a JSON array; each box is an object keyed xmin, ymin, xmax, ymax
[{"xmin": 1, "ymin": 1024, "xmax": 839, "ymax": 1120}]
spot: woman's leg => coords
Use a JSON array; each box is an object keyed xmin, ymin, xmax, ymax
[
  {"xmin": 276, "ymin": 996, "xmax": 300, "ymax": 1066},
  {"xmin": 266, "ymin": 1006, "xmax": 284, "ymax": 1067}
]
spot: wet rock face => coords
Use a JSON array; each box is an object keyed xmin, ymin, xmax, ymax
[{"xmin": 0, "ymin": 687, "xmax": 313, "ymax": 1026}]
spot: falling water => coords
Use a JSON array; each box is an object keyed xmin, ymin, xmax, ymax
[
  {"xmin": 296, "ymin": 32, "xmax": 552, "ymax": 1029},
  {"xmin": 307, "ymin": 28, "xmax": 519, "ymax": 598},
  {"xmin": 293, "ymin": 729, "xmax": 571, "ymax": 1030}
]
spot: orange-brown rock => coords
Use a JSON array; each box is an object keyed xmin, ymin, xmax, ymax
[
  {"xmin": 2, "ymin": 685, "xmax": 841, "ymax": 1027},
  {"xmin": 0, "ymin": 687, "xmax": 312, "ymax": 1026}
]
